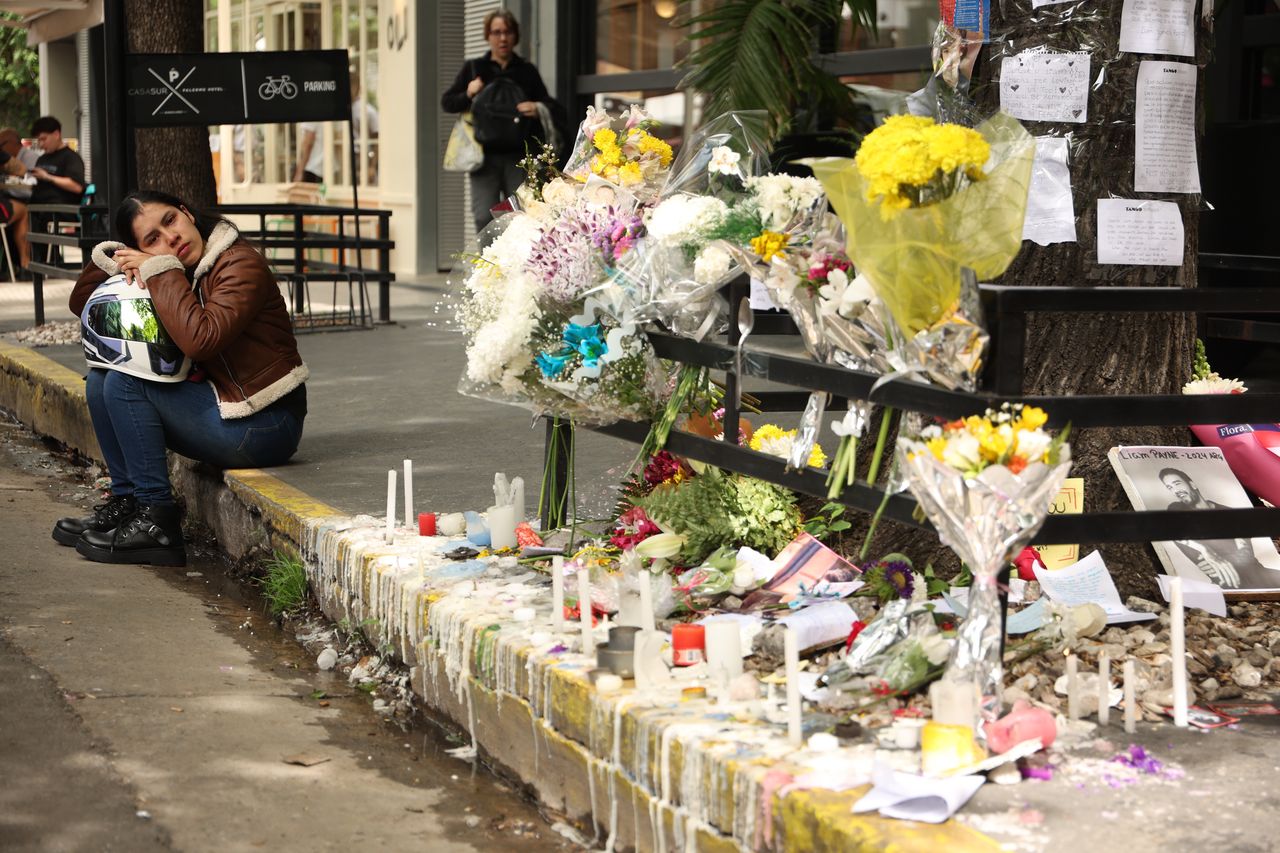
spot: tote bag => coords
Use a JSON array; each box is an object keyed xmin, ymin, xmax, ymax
[{"xmin": 444, "ymin": 113, "xmax": 484, "ymax": 173}]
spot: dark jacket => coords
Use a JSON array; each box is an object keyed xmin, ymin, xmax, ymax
[
  {"xmin": 441, "ymin": 52, "xmax": 551, "ymax": 150},
  {"xmin": 71, "ymin": 222, "xmax": 308, "ymax": 420}
]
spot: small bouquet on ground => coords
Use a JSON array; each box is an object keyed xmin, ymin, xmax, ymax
[
  {"xmin": 804, "ymin": 112, "xmax": 1035, "ymax": 392},
  {"xmin": 896, "ymin": 403, "xmax": 1071, "ymax": 728}
]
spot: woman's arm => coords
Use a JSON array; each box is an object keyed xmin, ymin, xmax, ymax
[
  {"xmin": 69, "ymin": 240, "xmax": 126, "ymax": 316},
  {"xmin": 441, "ymin": 61, "xmax": 476, "ymax": 114},
  {"xmin": 145, "ymin": 244, "xmax": 273, "ymax": 362}
]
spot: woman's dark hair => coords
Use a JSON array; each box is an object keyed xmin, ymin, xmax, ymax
[
  {"xmin": 113, "ymin": 190, "xmax": 230, "ymax": 248},
  {"xmin": 483, "ymin": 9, "xmax": 519, "ymax": 44}
]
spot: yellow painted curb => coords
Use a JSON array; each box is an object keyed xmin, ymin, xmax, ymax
[{"xmin": 0, "ymin": 339, "xmax": 100, "ymax": 460}]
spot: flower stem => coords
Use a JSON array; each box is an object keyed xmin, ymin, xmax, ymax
[
  {"xmin": 859, "ymin": 479, "xmax": 895, "ymax": 562},
  {"xmin": 866, "ymin": 407, "xmax": 895, "ymax": 484}
]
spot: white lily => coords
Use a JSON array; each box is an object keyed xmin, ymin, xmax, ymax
[
  {"xmin": 635, "ymin": 533, "xmax": 686, "ymax": 560},
  {"xmin": 708, "ymin": 145, "xmax": 742, "ymax": 178}
]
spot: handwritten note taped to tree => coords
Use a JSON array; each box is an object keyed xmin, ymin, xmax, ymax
[
  {"xmin": 1120, "ymin": 0, "xmax": 1196, "ymax": 57},
  {"xmin": 1023, "ymin": 136, "xmax": 1077, "ymax": 246},
  {"xmin": 1135, "ymin": 61, "xmax": 1200, "ymax": 194},
  {"xmin": 1097, "ymin": 199, "xmax": 1185, "ymax": 266},
  {"xmin": 1000, "ymin": 51, "xmax": 1091, "ymax": 124}
]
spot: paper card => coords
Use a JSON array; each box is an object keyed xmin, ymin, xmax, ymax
[
  {"xmin": 1096, "ymin": 199, "xmax": 1184, "ymax": 266},
  {"xmin": 1000, "ymin": 51, "xmax": 1091, "ymax": 124},
  {"xmin": 853, "ymin": 763, "xmax": 985, "ymax": 822},
  {"xmin": 1163, "ymin": 706, "xmax": 1240, "ymax": 729},
  {"xmin": 761, "ymin": 532, "xmax": 859, "ymax": 602},
  {"xmin": 1135, "ymin": 61, "xmax": 1200, "ymax": 194},
  {"xmin": 1035, "ymin": 478, "xmax": 1085, "ymax": 569},
  {"xmin": 1120, "ymin": 0, "xmax": 1196, "ymax": 57},
  {"xmin": 1033, "ymin": 550, "xmax": 1158, "ymax": 623},
  {"xmin": 749, "ymin": 277, "xmax": 780, "ymax": 311},
  {"xmin": 1023, "ymin": 137, "xmax": 1077, "ymax": 246},
  {"xmin": 1156, "ymin": 573, "xmax": 1227, "ymax": 616},
  {"xmin": 1207, "ymin": 702, "xmax": 1280, "ymax": 717}
]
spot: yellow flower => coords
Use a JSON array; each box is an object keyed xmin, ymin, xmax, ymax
[
  {"xmin": 807, "ymin": 443, "xmax": 827, "ymax": 469},
  {"xmin": 617, "ymin": 161, "xmax": 643, "ymax": 186},
  {"xmin": 978, "ymin": 429, "xmax": 1009, "ymax": 462},
  {"xmin": 636, "ymin": 131, "xmax": 674, "ymax": 167},
  {"xmin": 926, "ymin": 436, "xmax": 948, "ymax": 461},
  {"xmin": 749, "ymin": 424, "xmax": 826, "ymax": 468},
  {"xmin": 1014, "ymin": 406, "xmax": 1048, "ymax": 432},
  {"xmin": 854, "ymin": 115, "xmax": 990, "ymax": 219},
  {"xmin": 750, "ymin": 230, "xmax": 790, "ymax": 262},
  {"xmin": 593, "ymin": 128, "xmax": 618, "ymax": 151}
]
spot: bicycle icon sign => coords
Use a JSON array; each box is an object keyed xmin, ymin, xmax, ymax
[{"xmin": 258, "ymin": 75, "xmax": 298, "ymax": 100}]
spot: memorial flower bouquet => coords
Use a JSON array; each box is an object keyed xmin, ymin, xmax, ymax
[
  {"xmin": 804, "ymin": 112, "xmax": 1036, "ymax": 391},
  {"xmin": 562, "ymin": 104, "xmax": 674, "ymax": 199},
  {"xmin": 897, "ymin": 404, "xmax": 1071, "ymax": 727}
]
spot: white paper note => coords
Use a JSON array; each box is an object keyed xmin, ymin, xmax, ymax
[
  {"xmin": 1156, "ymin": 574, "xmax": 1227, "ymax": 616},
  {"xmin": 853, "ymin": 763, "xmax": 985, "ymax": 823},
  {"xmin": 749, "ymin": 277, "xmax": 780, "ymax": 311},
  {"xmin": 1000, "ymin": 51, "xmax": 1091, "ymax": 124},
  {"xmin": 1096, "ymin": 199, "xmax": 1184, "ymax": 266},
  {"xmin": 1033, "ymin": 550, "xmax": 1158, "ymax": 624},
  {"xmin": 1120, "ymin": 0, "xmax": 1196, "ymax": 57},
  {"xmin": 777, "ymin": 601, "xmax": 857, "ymax": 651},
  {"xmin": 1023, "ymin": 136, "xmax": 1077, "ymax": 245},
  {"xmin": 1135, "ymin": 61, "xmax": 1200, "ymax": 194}
]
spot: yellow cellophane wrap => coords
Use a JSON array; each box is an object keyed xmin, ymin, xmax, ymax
[{"xmin": 804, "ymin": 112, "xmax": 1036, "ymax": 337}]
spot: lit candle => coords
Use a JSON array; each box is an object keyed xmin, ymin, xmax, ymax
[
  {"xmin": 1098, "ymin": 652, "xmax": 1111, "ymax": 726},
  {"xmin": 785, "ymin": 627, "xmax": 802, "ymax": 747},
  {"xmin": 638, "ymin": 568, "xmax": 655, "ymax": 634},
  {"xmin": 1123, "ymin": 659, "xmax": 1137, "ymax": 734},
  {"xmin": 1170, "ymin": 576, "xmax": 1188, "ymax": 728},
  {"xmin": 551, "ymin": 556, "xmax": 565, "ymax": 631},
  {"xmin": 385, "ymin": 469, "xmax": 396, "ymax": 542},
  {"xmin": 578, "ymin": 569, "xmax": 594, "ymax": 662},
  {"xmin": 403, "ymin": 460, "xmax": 413, "ymax": 527},
  {"xmin": 1066, "ymin": 654, "xmax": 1079, "ymax": 720}
]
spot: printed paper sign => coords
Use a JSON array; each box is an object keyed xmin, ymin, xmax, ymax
[
  {"xmin": 1096, "ymin": 199, "xmax": 1184, "ymax": 266},
  {"xmin": 1000, "ymin": 51, "xmax": 1091, "ymax": 124},
  {"xmin": 1023, "ymin": 137, "xmax": 1077, "ymax": 246},
  {"xmin": 1120, "ymin": 0, "xmax": 1196, "ymax": 57},
  {"xmin": 1034, "ymin": 477, "xmax": 1084, "ymax": 569},
  {"xmin": 1135, "ymin": 61, "xmax": 1200, "ymax": 194}
]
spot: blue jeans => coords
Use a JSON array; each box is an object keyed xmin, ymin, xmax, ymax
[{"xmin": 85, "ymin": 369, "xmax": 306, "ymax": 505}]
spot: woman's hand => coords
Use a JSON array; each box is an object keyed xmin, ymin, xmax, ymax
[
  {"xmin": 517, "ymin": 100, "xmax": 539, "ymax": 117},
  {"xmin": 112, "ymin": 247, "xmax": 151, "ymax": 288},
  {"xmin": 466, "ymin": 76, "xmax": 484, "ymax": 98}
]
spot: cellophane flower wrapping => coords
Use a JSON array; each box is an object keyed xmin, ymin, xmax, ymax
[
  {"xmin": 562, "ymin": 104, "xmax": 675, "ymax": 205},
  {"xmin": 896, "ymin": 441, "xmax": 1071, "ymax": 726}
]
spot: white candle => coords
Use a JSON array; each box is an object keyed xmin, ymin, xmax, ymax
[
  {"xmin": 1098, "ymin": 653, "xmax": 1111, "ymax": 726},
  {"xmin": 487, "ymin": 504, "xmax": 517, "ymax": 551},
  {"xmin": 1124, "ymin": 659, "xmax": 1137, "ymax": 734},
  {"xmin": 1170, "ymin": 576, "xmax": 1188, "ymax": 728},
  {"xmin": 551, "ymin": 556, "xmax": 565, "ymax": 631},
  {"xmin": 638, "ymin": 568, "xmax": 655, "ymax": 634},
  {"xmin": 511, "ymin": 477, "xmax": 525, "ymax": 522},
  {"xmin": 785, "ymin": 627, "xmax": 802, "ymax": 747},
  {"xmin": 706, "ymin": 622, "xmax": 743, "ymax": 686},
  {"xmin": 1066, "ymin": 654, "xmax": 1079, "ymax": 720},
  {"xmin": 403, "ymin": 459, "xmax": 413, "ymax": 527},
  {"xmin": 578, "ymin": 569, "xmax": 594, "ymax": 662},
  {"xmin": 385, "ymin": 469, "xmax": 396, "ymax": 542}
]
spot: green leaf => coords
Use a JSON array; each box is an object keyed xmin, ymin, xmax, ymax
[
  {"xmin": 356, "ymin": 682, "xmax": 378, "ymax": 694},
  {"xmin": 309, "ymin": 690, "xmax": 328, "ymax": 700}
]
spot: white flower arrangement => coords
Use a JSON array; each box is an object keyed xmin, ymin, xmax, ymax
[
  {"xmin": 743, "ymin": 174, "xmax": 825, "ymax": 231},
  {"xmin": 1183, "ymin": 373, "xmax": 1247, "ymax": 395},
  {"xmin": 645, "ymin": 194, "xmax": 729, "ymax": 248}
]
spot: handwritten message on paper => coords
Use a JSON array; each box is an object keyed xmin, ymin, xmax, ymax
[
  {"xmin": 1135, "ymin": 61, "xmax": 1200, "ymax": 194},
  {"xmin": 1033, "ymin": 551, "xmax": 1157, "ymax": 623},
  {"xmin": 1023, "ymin": 137, "xmax": 1077, "ymax": 246},
  {"xmin": 1000, "ymin": 51, "xmax": 1091, "ymax": 124},
  {"xmin": 1096, "ymin": 199, "xmax": 1184, "ymax": 266},
  {"xmin": 1120, "ymin": 0, "xmax": 1195, "ymax": 57}
]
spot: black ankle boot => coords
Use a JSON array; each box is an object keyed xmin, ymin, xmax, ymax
[
  {"xmin": 76, "ymin": 503, "xmax": 187, "ymax": 567},
  {"xmin": 52, "ymin": 494, "xmax": 138, "ymax": 546}
]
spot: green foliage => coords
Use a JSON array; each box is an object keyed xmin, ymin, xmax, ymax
[
  {"xmin": 0, "ymin": 16, "xmax": 38, "ymax": 134},
  {"xmin": 1192, "ymin": 338, "xmax": 1211, "ymax": 379},
  {"xmin": 636, "ymin": 467, "xmax": 802, "ymax": 565},
  {"xmin": 676, "ymin": 0, "xmax": 877, "ymax": 141},
  {"xmin": 260, "ymin": 549, "xmax": 308, "ymax": 616},
  {"xmin": 802, "ymin": 501, "xmax": 852, "ymax": 541}
]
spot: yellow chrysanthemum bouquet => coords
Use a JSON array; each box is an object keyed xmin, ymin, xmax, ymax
[
  {"xmin": 805, "ymin": 112, "xmax": 1035, "ymax": 391},
  {"xmin": 563, "ymin": 104, "xmax": 674, "ymax": 200}
]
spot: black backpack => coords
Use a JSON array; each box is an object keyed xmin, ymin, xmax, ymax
[{"xmin": 472, "ymin": 75, "xmax": 530, "ymax": 153}]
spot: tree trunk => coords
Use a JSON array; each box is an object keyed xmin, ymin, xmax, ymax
[
  {"xmin": 855, "ymin": 1, "xmax": 1208, "ymax": 598},
  {"xmin": 124, "ymin": 0, "xmax": 218, "ymax": 207}
]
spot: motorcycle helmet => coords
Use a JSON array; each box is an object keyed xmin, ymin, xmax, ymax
[{"xmin": 80, "ymin": 274, "xmax": 192, "ymax": 382}]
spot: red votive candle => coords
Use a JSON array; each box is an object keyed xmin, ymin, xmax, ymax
[
  {"xmin": 671, "ymin": 624, "xmax": 706, "ymax": 667},
  {"xmin": 418, "ymin": 512, "xmax": 437, "ymax": 536}
]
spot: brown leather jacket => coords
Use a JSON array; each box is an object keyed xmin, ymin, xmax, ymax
[{"xmin": 71, "ymin": 222, "xmax": 309, "ymax": 419}]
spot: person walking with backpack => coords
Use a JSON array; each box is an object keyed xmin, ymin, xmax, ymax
[{"xmin": 441, "ymin": 10, "xmax": 552, "ymax": 234}]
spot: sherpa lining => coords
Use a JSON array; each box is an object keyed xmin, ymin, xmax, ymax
[
  {"xmin": 192, "ymin": 222, "xmax": 240, "ymax": 287},
  {"xmin": 91, "ymin": 241, "xmax": 125, "ymax": 275},
  {"xmin": 214, "ymin": 363, "xmax": 309, "ymax": 420},
  {"xmin": 139, "ymin": 254, "xmax": 185, "ymax": 283}
]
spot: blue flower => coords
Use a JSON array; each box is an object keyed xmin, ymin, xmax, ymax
[
  {"xmin": 536, "ymin": 348, "xmax": 572, "ymax": 378},
  {"xmin": 563, "ymin": 322, "xmax": 608, "ymax": 368}
]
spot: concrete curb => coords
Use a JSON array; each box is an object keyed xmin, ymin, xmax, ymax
[{"xmin": 0, "ymin": 341, "xmax": 1001, "ymax": 852}]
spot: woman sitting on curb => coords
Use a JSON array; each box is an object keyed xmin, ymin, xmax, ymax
[{"xmin": 54, "ymin": 190, "xmax": 308, "ymax": 566}]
